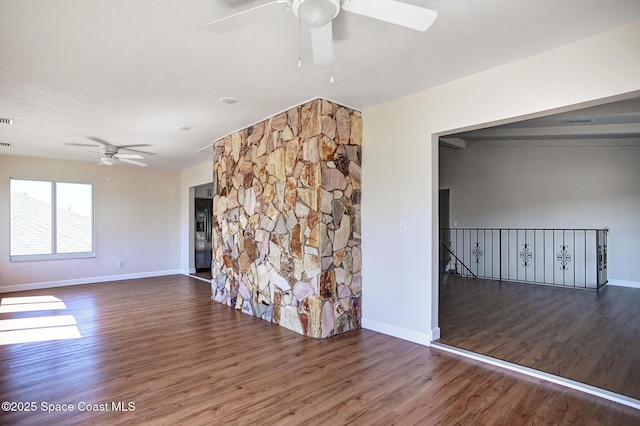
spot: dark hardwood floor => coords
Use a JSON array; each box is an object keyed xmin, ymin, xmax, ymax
[
  {"xmin": 1, "ymin": 275, "xmax": 639, "ymax": 425},
  {"xmin": 439, "ymin": 275, "xmax": 640, "ymax": 401}
]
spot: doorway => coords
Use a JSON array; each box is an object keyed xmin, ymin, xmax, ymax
[{"xmin": 192, "ymin": 182, "xmax": 213, "ymax": 281}]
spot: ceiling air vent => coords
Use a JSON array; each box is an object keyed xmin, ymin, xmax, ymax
[
  {"xmin": 0, "ymin": 117, "xmax": 13, "ymax": 125},
  {"xmin": 0, "ymin": 142, "xmax": 13, "ymax": 148}
]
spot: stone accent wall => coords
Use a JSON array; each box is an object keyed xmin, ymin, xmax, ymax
[{"xmin": 211, "ymin": 99, "xmax": 362, "ymax": 338}]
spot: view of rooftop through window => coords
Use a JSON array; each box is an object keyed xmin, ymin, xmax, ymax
[{"xmin": 10, "ymin": 178, "xmax": 94, "ymax": 259}]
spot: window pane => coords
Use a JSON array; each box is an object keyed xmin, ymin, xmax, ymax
[
  {"xmin": 10, "ymin": 179, "xmax": 52, "ymax": 256},
  {"xmin": 56, "ymin": 182, "xmax": 93, "ymax": 253}
]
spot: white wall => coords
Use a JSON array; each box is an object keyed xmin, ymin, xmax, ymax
[
  {"xmin": 0, "ymin": 155, "xmax": 182, "ymax": 292},
  {"xmin": 361, "ymin": 21, "xmax": 640, "ymax": 345},
  {"xmin": 179, "ymin": 161, "xmax": 213, "ymax": 274},
  {"xmin": 440, "ymin": 143, "xmax": 640, "ymax": 284}
]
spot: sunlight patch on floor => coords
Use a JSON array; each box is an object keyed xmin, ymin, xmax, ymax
[{"xmin": 0, "ymin": 296, "xmax": 82, "ymax": 345}]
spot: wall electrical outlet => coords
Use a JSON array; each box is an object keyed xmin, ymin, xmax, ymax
[{"xmin": 118, "ymin": 261, "xmax": 125, "ymax": 268}]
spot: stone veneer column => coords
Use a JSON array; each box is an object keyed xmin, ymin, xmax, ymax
[{"xmin": 211, "ymin": 99, "xmax": 362, "ymax": 338}]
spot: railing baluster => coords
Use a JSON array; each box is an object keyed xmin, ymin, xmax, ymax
[{"xmin": 439, "ymin": 227, "xmax": 606, "ymax": 292}]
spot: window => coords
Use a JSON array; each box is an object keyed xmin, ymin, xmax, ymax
[{"xmin": 10, "ymin": 178, "xmax": 94, "ymax": 261}]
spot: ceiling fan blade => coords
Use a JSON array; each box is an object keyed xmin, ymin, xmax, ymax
[
  {"xmin": 65, "ymin": 143, "xmax": 102, "ymax": 148},
  {"xmin": 206, "ymin": 0, "xmax": 287, "ymax": 31},
  {"xmin": 86, "ymin": 136, "xmax": 112, "ymax": 147},
  {"xmin": 342, "ymin": 0, "xmax": 438, "ymax": 32},
  {"xmin": 117, "ymin": 146, "xmax": 155, "ymax": 155},
  {"xmin": 118, "ymin": 158, "xmax": 148, "ymax": 167},
  {"xmin": 115, "ymin": 153, "xmax": 144, "ymax": 160},
  {"xmin": 309, "ymin": 21, "xmax": 334, "ymax": 65}
]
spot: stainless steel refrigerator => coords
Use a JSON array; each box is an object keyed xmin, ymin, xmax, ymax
[{"xmin": 194, "ymin": 198, "xmax": 213, "ymax": 271}]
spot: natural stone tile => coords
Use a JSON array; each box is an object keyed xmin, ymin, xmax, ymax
[
  {"xmin": 349, "ymin": 161, "xmax": 362, "ymax": 190},
  {"xmin": 350, "ymin": 295, "xmax": 361, "ymax": 329},
  {"xmin": 285, "ymin": 137, "xmax": 300, "ymax": 177},
  {"xmin": 334, "ymin": 313, "xmax": 349, "ymax": 334},
  {"xmin": 319, "ymin": 188, "xmax": 333, "ymax": 214},
  {"xmin": 231, "ymin": 131, "xmax": 243, "ymax": 162},
  {"xmin": 302, "ymin": 136, "xmax": 320, "ymax": 163},
  {"xmin": 285, "ymin": 208, "xmax": 298, "ymax": 231},
  {"xmin": 345, "ymin": 145, "xmax": 361, "ymax": 164},
  {"xmin": 275, "ymin": 181, "xmax": 286, "ymax": 210},
  {"xmin": 322, "ymin": 301, "xmax": 334, "ymax": 338},
  {"xmin": 319, "ymin": 223, "xmax": 332, "ymax": 257},
  {"xmin": 267, "ymin": 147, "xmax": 286, "ymax": 182},
  {"xmin": 350, "ymin": 113, "xmax": 363, "ymax": 146},
  {"xmin": 281, "ymin": 124, "xmax": 294, "ymax": 141},
  {"xmin": 352, "ymin": 246, "xmax": 362, "ymax": 272},
  {"xmin": 271, "ymin": 112, "xmax": 288, "ymax": 131},
  {"xmin": 270, "ymin": 268, "xmax": 291, "ymax": 292},
  {"xmin": 260, "ymin": 215, "xmax": 275, "ymax": 232},
  {"xmin": 307, "ymin": 223, "xmax": 320, "ymax": 248},
  {"xmin": 268, "ymin": 241, "xmax": 281, "ymax": 270},
  {"xmin": 322, "ymin": 168, "xmax": 347, "ymax": 191},
  {"xmin": 291, "ymin": 224, "xmax": 303, "ymax": 259},
  {"xmin": 280, "ymin": 305, "xmax": 304, "ymax": 334},
  {"xmin": 303, "ymin": 253, "xmax": 321, "ymax": 279},
  {"xmin": 283, "ymin": 177, "xmax": 296, "ymax": 210},
  {"xmin": 298, "ymin": 188, "xmax": 318, "ymax": 211},
  {"xmin": 300, "ymin": 100, "xmax": 322, "ymax": 139},
  {"xmin": 333, "ymin": 214, "xmax": 351, "ymax": 252},
  {"xmin": 350, "ymin": 272, "xmax": 362, "ymax": 293},
  {"xmin": 335, "ymin": 107, "xmax": 351, "ymax": 144},
  {"xmin": 300, "ymin": 162, "xmax": 321, "ymax": 189},
  {"xmin": 321, "ymin": 99, "xmax": 332, "ymax": 115},
  {"xmin": 293, "ymin": 281, "xmax": 314, "ymax": 302},
  {"xmin": 321, "ymin": 115, "xmax": 336, "ymax": 139},
  {"xmin": 243, "ymin": 187, "xmax": 256, "ymax": 216},
  {"xmin": 301, "ymin": 295, "xmax": 322, "ymax": 338},
  {"xmin": 212, "ymin": 98, "xmax": 361, "ymax": 339},
  {"xmin": 319, "ymin": 269, "xmax": 336, "ymax": 301},
  {"xmin": 320, "ymin": 135, "xmax": 338, "ymax": 161},
  {"xmin": 294, "ymin": 199, "xmax": 310, "ymax": 219},
  {"xmin": 337, "ymin": 284, "xmax": 351, "ymax": 299},
  {"xmin": 287, "ymin": 106, "xmax": 299, "ymax": 137}
]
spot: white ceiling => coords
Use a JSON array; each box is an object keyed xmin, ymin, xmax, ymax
[
  {"xmin": 441, "ymin": 97, "xmax": 640, "ymax": 149},
  {"xmin": 1, "ymin": 0, "xmax": 640, "ymax": 169}
]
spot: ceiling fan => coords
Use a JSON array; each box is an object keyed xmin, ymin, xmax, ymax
[
  {"xmin": 65, "ymin": 136, "xmax": 151, "ymax": 167},
  {"xmin": 207, "ymin": 0, "xmax": 438, "ymax": 66}
]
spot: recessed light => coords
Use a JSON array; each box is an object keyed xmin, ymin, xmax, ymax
[
  {"xmin": 176, "ymin": 125, "xmax": 192, "ymax": 131},
  {"xmin": 220, "ymin": 97, "xmax": 239, "ymax": 105}
]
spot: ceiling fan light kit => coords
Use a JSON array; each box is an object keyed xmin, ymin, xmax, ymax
[
  {"xmin": 100, "ymin": 156, "xmax": 117, "ymax": 166},
  {"xmin": 66, "ymin": 137, "xmax": 151, "ymax": 167},
  {"xmin": 293, "ymin": 0, "xmax": 340, "ymax": 27},
  {"xmin": 207, "ymin": 0, "xmax": 438, "ymax": 68}
]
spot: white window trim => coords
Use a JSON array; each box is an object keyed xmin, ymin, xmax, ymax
[{"xmin": 9, "ymin": 178, "xmax": 95, "ymax": 262}]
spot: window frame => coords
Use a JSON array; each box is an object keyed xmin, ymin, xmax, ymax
[{"xmin": 9, "ymin": 178, "xmax": 95, "ymax": 262}]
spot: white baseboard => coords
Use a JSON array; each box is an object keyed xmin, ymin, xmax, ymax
[
  {"xmin": 431, "ymin": 327, "xmax": 441, "ymax": 341},
  {"xmin": 362, "ymin": 318, "xmax": 431, "ymax": 346},
  {"xmin": 607, "ymin": 279, "xmax": 640, "ymax": 289},
  {"xmin": 0, "ymin": 269, "xmax": 183, "ymax": 293}
]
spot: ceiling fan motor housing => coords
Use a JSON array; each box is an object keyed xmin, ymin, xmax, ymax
[{"xmin": 293, "ymin": 0, "xmax": 341, "ymax": 27}]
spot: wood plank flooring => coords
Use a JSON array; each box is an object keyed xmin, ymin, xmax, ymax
[
  {"xmin": 439, "ymin": 276, "xmax": 640, "ymax": 400},
  {"xmin": 1, "ymin": 275, "xmax": 639, "ymax": 425}
]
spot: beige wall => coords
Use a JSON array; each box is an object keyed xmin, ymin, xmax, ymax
[
  {"xmin": 361, "ymin": 21, "xmax": 640, "ymax": 344},
  {"xmin": 0, "ymin": 155, "xmax": 182, "ymax": 292}
]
